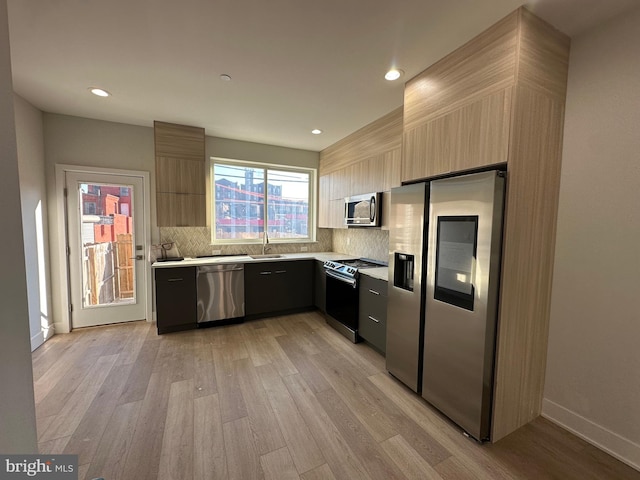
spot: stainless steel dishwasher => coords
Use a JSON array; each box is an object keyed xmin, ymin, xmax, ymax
[{"xmin": 196, "ymin": 263, "xmax": 245, "ymax": 323}]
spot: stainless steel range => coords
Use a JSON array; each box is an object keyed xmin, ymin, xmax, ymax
[{"xmin": 323, "ymin": 258, "xmax": 386, "ymax": 342}]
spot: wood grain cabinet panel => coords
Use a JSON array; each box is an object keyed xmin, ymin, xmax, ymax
[
  {"xmin": 154, "ymin": 121, "xmax": 206, "ymax": 227},
  {"xmin": 492, "ymin": 85, "xmax": 567, "ymax": 440},
  {"xmin": 403, "ymin": 71, "xmax": 513, "ymax": 181},
  {"xmin": 320, "ymin": 108, "xmax": 403, "ymax": 174},
  {"xmin": 517, "ymin": 9, "xmax": 571, "ymax": 100},
  {"xmin": 318, "ymin": 175, "xmax": 346, "ymax": 229},
  {"xmin": 318, "ymin": 175, "xmax": 331, "ymax": 228},
  {"xmin": 350, "ymin": 157, "xmax": 380, "ymax": 195},
  {"xmin": 156, "ymin": 193, "xmax": 206, "ymax": 227},
  {"xmin": 402, "ymin": 121, "xmax": 451, "ymax": 181},
  {"xmin": 403, "ymin": 12, "xmax": 518, "ymax": 133},
  {"xmin": 382, "ymin": 149, "xmax": 402, "ymax": 192},
  {"xmin": 320, "ymin": 107, "xmax": 403, "ymax": 213},
  {"xmin": 366, "ymin": 155, "xmax": 386, "ymax": 193},
  {"xmin": 329, "ymin": 169, "xmax": 349, "ymax": 200},
  {"xmin": 329, "ymin": 199, "xmax": 345, "ymax": 229},
  {"xmin": 347, "ymin": 162, "xmax": 364, "ymax": 196},
  {"xmin": 154, "ymin": 122, "xmax": 205, "ymax": 160},
  {"xmin": 449, "ymin": 88, "xmax": 512, "ymax": 173},
  {"xmin": 156, "ymin": 156, "xmax": 206, "ymax": 195}
]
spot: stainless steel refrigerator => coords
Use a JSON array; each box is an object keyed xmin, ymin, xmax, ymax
[
  {"xmin": 386, "ymin": 182, "xmax": 429, "ymax": 393},
  {"xmin": 387, "ymin": 170, "xmax": 505, "ymax": 441}
]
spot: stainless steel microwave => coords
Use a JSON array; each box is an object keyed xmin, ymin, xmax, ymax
[{"xmin": 344, "ymin": 192, "xmax": 381, "ymax": 227}]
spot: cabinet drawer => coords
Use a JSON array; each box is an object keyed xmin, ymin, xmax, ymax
[
  {"xmin": 359, "ymin": 276, "xmax": 388, "ymax": 354},
  {"xmin": 155, "ymin": 266, "xmax": 196, "ymax": 283},
  {"xmin": 359, "ymin": 306, "xmax": 386, "ymax": 354},
  {"xmin": 360, "ymin": 276, "xmax": 388, "ymax": 297},
  {"xmin": 359, "ymin": 292, "xmax": 387, "ymax": 320}
]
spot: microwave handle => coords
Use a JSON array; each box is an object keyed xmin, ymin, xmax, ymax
[
  {"xmin": 370, "ymin": 195, "xmax": 376, "ymax": 222},
  {"xmin": 344, "ymin": 200, "xmax": 348, "ymax": 226}
]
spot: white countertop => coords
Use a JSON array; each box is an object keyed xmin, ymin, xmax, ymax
[
  {"xmin": 152, "ymin": 251, "xmax": 358, "ymax": 268},
  {"xmin": 359, "ymin": 267, "xmax": 388, "ymax": 282},
  {"xmin": 152, "ymin": 252, "xmax": 389, "ymax": 282}
]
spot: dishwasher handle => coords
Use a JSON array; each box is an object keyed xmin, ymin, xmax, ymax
[{"xmin": 198, "ymin": 264, "xmax": 244, "ymax": 274}]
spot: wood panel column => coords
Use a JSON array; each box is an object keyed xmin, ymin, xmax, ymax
[{"xmin": 154, "ymin": 121, "xmax": 206, "ymax": 227}]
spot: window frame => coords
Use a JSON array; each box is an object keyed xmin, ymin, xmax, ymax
[{"xmin": 210, "ymin": 157, "xmax": 316, "ymax": 245}]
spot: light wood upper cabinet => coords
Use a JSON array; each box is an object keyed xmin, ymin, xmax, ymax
[
  {"xmin": 329, "ymin": 168, "xmax": 349, "ymax": 200},
  {"xmin": 319, "ymin": 107, "xmax": 404, "ymax": 227},
  {"xmin": 382, "ymin": 149, "xmax": 402, "ymax": 192},
  {"xmin": 320, "ymin": 108, "xmax": 403, "ymax": 174},
  {"xmin": 154, "ymin": 121, "xmax": 206, "ymax": 227},
  {"xmin": 403, "ymin": 87, "xmax": 513, "ymax": 179},
  {"xmin": 318, "ymin": 174, "xmax": 346, "ymax": 229},
  {"xmin": 401, "ymin": 10, "xmax": 523, "ymax": 182},
  {"xmin": 156, "ymin": 156, "xmax": 206, "ymax": 195}
]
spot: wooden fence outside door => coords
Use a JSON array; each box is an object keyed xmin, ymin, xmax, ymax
[{"xmin": 83, "ymin": 233, "xmax": 135, "ymax": 306}]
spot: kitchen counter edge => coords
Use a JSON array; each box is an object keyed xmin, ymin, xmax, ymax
[
  {"xmin": 151, "ymin": 252, "xmax": 357, "ymax": 268},
  {"xmin": 358, "ymin": 267, "xmax": 388, "ymax": 282}
]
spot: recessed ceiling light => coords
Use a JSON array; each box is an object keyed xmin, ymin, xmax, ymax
[
  {"xmin": 220, "ymin": 74, "xmax": 232, "ymax": 81},
  {"xmin": 385, "ymin": 69, "xmax": 404, "ymax": 81},
  {"xmin": 89, "ymin": 87, "xmax": 110, "ymax": 97},
  {"xmin": 311, "ymin": 129, "xmax": 323, "ymax": 135}
]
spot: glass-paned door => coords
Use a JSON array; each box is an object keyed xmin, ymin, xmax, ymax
[{"xmin": 66, "ymin": 171, "xmax": 146, "ymax": 328}]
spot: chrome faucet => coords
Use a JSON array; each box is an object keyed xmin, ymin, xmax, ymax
[{"xmin": 262, "ymin": 231, "xmax": 270, "ymax": 255}]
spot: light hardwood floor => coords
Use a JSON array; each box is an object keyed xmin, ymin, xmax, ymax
[{"xmin": 32, "ymin": 313, "xmax": 639, "ymax": 480}]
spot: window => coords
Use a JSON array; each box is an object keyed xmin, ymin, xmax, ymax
[
  {"xmin": 212, "ymin": 159, "xmax": 315, "ymax": 244},
  {"xmin": 84, "ymin": 202, "xmax": 97, "ymax": 215}
]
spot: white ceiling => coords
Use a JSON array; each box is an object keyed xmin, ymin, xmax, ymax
[{"xmin": 7, "ymin": 0, "xmax": 638, "ymax": 152}]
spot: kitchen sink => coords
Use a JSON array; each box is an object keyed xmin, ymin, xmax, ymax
[
  {"xmin": 196, "ymin": 253, "xmax": 247, "ymax": 258},
  {"xmin": 249, "ymin": 254, "xmax": 283, "ymax": 259}
]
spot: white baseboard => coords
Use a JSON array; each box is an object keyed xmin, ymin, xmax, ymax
[
  {"xmin": 30, "ymin": 331, "xmax": 44, "ymax": 351},
  {"xmin": 542, "ymin": 398, "xmax": 640, "ymax": 472},
  {"xmin": 30, "ymin": 324, "xmax": 56, "ymax": 351},
  {"xmin": 53, "ymin": 321, "xmax": 70, "ymax": 334}
]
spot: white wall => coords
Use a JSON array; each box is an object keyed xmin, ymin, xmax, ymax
[
  {"xmin": 0, "ymin": 0, "xmax": 37, "ymax": 453},
  {"xmin": 207, "ymin": 135, "xmax": 318, "ymax": 169},
  {"xmin": 543, "ymin": 6, "xmax": 640, "ymax": 470},
  {"xmin": 15, "ymin": 94, "xmax": 53, "ymax": 351},
  {"xmin": 43, "ymin": 114, "xmax": 157, "ymax": 333}
]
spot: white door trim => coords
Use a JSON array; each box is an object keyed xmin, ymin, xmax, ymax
[{"xmin": 55, "ymin": 164, "xmax": 152, "ymax": 332}]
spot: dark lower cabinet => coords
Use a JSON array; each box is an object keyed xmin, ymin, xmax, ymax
[
  {"xmin": 358, "ymin": 275, "xmax": 388, "ymax": 354},
  {"xmin": 314, "ymin": 260, "xmax": 327, "ymax": 312},
  {"xmin": 155, "ymin": 266, "xmax": 198, "ymax": 334},
  {"xmin": 245, "ymin": 260, "xmax": 314, "ymax": 317}
]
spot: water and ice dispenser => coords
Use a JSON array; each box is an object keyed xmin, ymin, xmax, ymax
[{"xmin": 393, "ymin": 252, "xmax": 415, "ymax": 292}]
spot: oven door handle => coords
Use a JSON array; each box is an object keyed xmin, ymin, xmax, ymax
[{"xmin": 325, "ymin": 269, "xmax": 357, "ymax": 288}]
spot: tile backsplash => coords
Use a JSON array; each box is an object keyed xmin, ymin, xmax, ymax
[
  {"xmin": 158, "ymin": 226, "xmax": 388, "ymax": 263},
  {"xmin": 159, "ymin": 226, "xmax": 332, "ymax": 257},
  {"xmin": 331, "ymin": 228, "xmax": 389, "ymax": 263}
]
